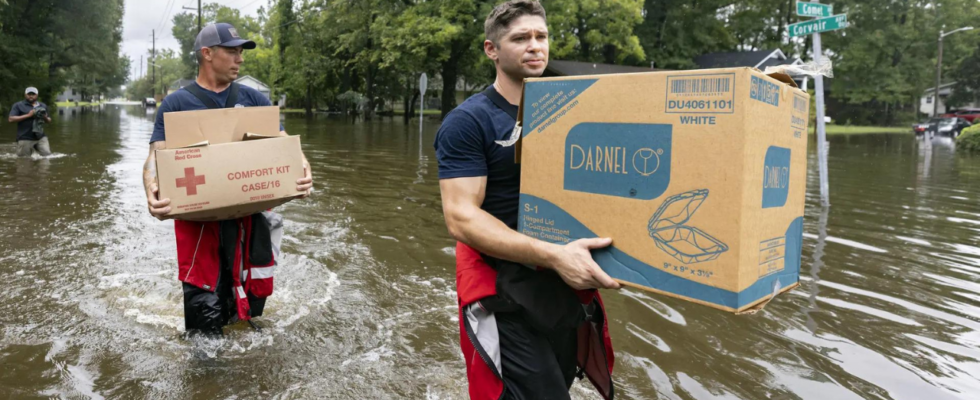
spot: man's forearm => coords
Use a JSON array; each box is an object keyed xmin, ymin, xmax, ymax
[
  {"xmin": 8, "ymin": 115, "xmax": 29, "ymax": 123},
  {"xmin": 143, "ymin": 143, "xmax": 163, "ymax": 191},
  {"xmin": 449, "ymin": 208, "xmax": 557, "ymax": 268}
]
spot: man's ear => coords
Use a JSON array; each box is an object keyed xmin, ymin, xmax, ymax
[
  {"xmin": 484, "ymin": 39, "xmax": 498, "ymax": 62},
  {"xmin": 203, "ymin": 47, "xmax": 213, "ymax": 61}
]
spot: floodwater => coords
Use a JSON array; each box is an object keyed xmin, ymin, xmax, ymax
[{"xmin": 2, "ymin": 105, "xmax": 980, "ymax": 399}]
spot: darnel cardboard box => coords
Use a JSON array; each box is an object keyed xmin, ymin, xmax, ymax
[
  {"xmin": 157, "ymin": 106, "xmax": 304, "ymax": 221},
  {"xmin": 515, "ymin": 68, "xmax": 809, "ymax": 313}
]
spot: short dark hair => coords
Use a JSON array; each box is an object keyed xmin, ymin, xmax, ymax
[
  {"xmin": 484, "ymin": 0, "xmax": 546, "ymax": 45},
  {"xmin": 196, "ymin": 46, "xmax": 218, "ymax": 65}
]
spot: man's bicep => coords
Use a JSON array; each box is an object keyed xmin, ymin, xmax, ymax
[{"xmin": 440, "ymin": 176, "xmax": 487, "ymax": 210}]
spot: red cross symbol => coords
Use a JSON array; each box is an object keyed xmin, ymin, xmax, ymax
[{"xmin": 175, "ymin": 167, "xmax": 206, "ymax": 196}]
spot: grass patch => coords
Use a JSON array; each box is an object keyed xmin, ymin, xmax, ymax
[
  {"xmin": 393, "ymin": 109, "xmax": 441, "ymax": 116},
  {"xmin": 55, "ymin": 101, "xmax": 102, "ymax": 107},
  {"xmin": 808, "ymin": 125, "xmax": 910, "ymax": 135}
]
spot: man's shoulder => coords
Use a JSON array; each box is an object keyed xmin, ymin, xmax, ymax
[
  {"xmin": 237, "ymin": 85, "xmax": 271, "ymax": 106},
  {"xmin": 444, "ymin": 93, "xmax": 494, "ymax": 124},
  {"xmin": 161, "ymin": 89, "xmax": 195, "ymax": 111}
]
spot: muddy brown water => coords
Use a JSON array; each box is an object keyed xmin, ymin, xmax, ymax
[{"xmin": 1, "ymin": 105, "xmax": 979, "ymax": 399}]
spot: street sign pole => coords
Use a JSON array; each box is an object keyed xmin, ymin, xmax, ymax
[
  {"xmin": 791, "ymin": 1, "xmax": 836, "ymax": 205},
  {"xmin": 813, "ymin": 29, "xmax": 830, "ymax": 205},
  {"xmin": 419, "ymin": 73, "xmax": 428, "ymax": 135}
]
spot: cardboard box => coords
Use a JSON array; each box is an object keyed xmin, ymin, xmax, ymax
[
  {"xmin": 516, "ymin": 68, "xmax": 809, "ymax": 313},
  {"xmin": 157, "ymin": 106, "xmax": 304, "ymax": 221}
]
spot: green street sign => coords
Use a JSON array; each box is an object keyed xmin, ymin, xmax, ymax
[
  {"xmin": 796, "ymin": 1, "xmax": 833, "ymax": 18},
  {"xmin": 788, "ymin": 14, "xmax": 848, "ymax": 37}
]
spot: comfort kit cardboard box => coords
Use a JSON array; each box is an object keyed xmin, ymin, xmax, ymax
[
  {"xmin": 516, "ymin": 67, "xmax": 809, "ymax": 313},
  {"xmin": 157, "ymin": 106, "xmax": 304, "ymax": 221}
]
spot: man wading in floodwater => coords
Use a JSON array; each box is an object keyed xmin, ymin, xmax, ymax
[
  {"xmin": 8, "ymin": 87, "xmax": 53, "ymax": 157},
  {"xmin": 436, "ymin": 2, "xmax": 617, "ymax": 399},
  {"xmin": 143, "ymin": 23, "xmax": 313, "ymax": 336}
]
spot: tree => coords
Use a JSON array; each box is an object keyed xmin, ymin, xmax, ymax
[
  {"xmin": 545, "ymin": 0, "xmax": 645, "ymax": 64},
  {"xmin": 0, "ymin": 0, "xmax": 126, "ymax": 108}
]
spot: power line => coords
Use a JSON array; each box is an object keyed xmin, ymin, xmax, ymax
[{"xmin": 155, "ymin": 0, "xmax": 177, "ymax": 33}]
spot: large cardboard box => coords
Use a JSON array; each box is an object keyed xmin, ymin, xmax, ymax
[
  {"xmin": 157, "ymin": 106, "xmax": 304, "ymax": 221},
  {"xmin": 516, "ymin": 67, "xmax": 809, "ymax": 313}
]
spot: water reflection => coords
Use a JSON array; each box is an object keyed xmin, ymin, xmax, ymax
[
  {"xmin": 1, "ymin": 112, "xmax": 979, "ymax": 398},
  {"xmin": 804, "ymin": 204, "xmax": 828, "ymax": 334}
]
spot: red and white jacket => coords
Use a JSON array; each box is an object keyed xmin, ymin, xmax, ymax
[
  {"xmin": 455, "ymin": 242, "xmax": 615, "ymax": 400},
  {"xmin": 173, "ymin": 211, "xmax": 281, "ymax": 321}
]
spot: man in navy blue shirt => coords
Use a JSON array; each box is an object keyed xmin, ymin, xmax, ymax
[
  {"xmin": 8, "ymin": 87, "xmax": 53, "ymax": 157},
  {"xmin": 143, "ymin": 23, "xmax": 313, "ymax": 336},
  {"xmin": 436, "ymin": 2, "xmax": 618, "ymax": 399}
]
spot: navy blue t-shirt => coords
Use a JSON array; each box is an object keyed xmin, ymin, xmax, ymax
[
  {"xmin": 435, "ymin": 87, "xmax": 521, "ymax": 229},
  {"xmin": 150, "ymin": 82, "xmax": 277, "ymax": 144},
  {"xmin": 9, "ymin": 100, "xmax": 47, "ymax": 141}
]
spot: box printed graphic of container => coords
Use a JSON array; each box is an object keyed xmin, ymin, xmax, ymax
[{"xmin": 516, "ymin": 68, "xmax": 809, "ymax": 313}]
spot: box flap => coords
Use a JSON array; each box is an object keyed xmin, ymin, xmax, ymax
[
  {"xmin": 163, "ymin": 106, "xmax": 280, "ymax": 149},
  {"xmin": 242, "ymin": 132, "xmax": 283, "ymax": 141},
  {"xmin": 514, "ymin": 81, "xmax": 527, "ymax": 164},
  {"xmin": 765, "ymin": 71, "xmax": 799, "ymax": 89}
]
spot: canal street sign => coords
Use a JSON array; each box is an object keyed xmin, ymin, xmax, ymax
[
  {"xmin": 788, "ymin": 14, "xmax": 848, "ymax": 37},
  {"xmin": 419, "ymin": 73, "xmax": 428, "ymax": 96},
  {"xmin": 796, "ymin": 1, "xmax": 833, "ymax": 18}
]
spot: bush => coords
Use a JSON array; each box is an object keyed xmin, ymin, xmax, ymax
[{"xmin": 958, "ymin": 124, "xmax": 980, "ymax": 152}]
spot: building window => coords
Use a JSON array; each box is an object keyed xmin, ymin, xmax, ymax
[{"xmin": 927, "ymin": 96, "xmax": 933, "ymax": 104}]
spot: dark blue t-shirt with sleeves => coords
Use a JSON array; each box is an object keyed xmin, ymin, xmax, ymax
[
  {"xmin": 9, "ymin": 100, "xmax": 47, "ymax": 141},
  {"xmin": 435, "ymin": 87, "xmax": 521, "ymax": 229},
  {"xmin": 150, "ymin": 82, "xmax": 278, "ymax": 144}
]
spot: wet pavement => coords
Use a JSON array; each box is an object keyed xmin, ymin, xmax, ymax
[{"xmin": 1, "ymin": 105, "xmax": 979, "ymax": 399}]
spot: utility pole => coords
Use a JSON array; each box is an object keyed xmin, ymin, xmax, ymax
[
  {"xmin": 934, "ymin": 26, "xmax": 975, "ymax": 117},
  {"xmin": 152, "ymin": 29, "xmax": 156, "ymax": 99},
  {"xmin": 139, "ymin": 55, "xmax": 143, "ymax": 79},
  {"xmin": 198, "ymin": 0, "xmax": 202, "ymax": 32}
]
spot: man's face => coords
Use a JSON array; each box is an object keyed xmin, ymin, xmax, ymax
[
  {"xmin": 488, "ymin": 15, "xmax": 549, "ymax": 80},
  {"xmin": 204, "ymin": 45, "xmax": 244, "ymax": 82},
  {"xmin": 25, "ymin": 93, "xmax": 37, "ymax": 103}
]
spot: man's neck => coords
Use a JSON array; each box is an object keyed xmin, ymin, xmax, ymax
[
  {"xmin": 196, "ymin": 72, "xmax": 232, "ymax": 93},
  {"xmin": 493, "ymin": 73, "xmax": 525, "ymax": 106}
]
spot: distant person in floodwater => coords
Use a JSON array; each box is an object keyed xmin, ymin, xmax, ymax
[
  {"xmin": 143, "ymin": 23, "xmax": 314, "ymax": 336},
  {"xmin": 7, "ymin": 87, "xmax": 52, "ymax": 157}
]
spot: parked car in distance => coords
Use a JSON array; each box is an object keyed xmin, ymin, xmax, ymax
[
  {"xmin": 143, "ymin": 97, "xmax": 156, "ymax": 107},
  {"xmin": 913, "ymin": 119, "xmax": 933, "ymax": 135},
  {"xmin": 941, "ymin": 108, "xmax": 980, "ymax": 123},
  {"xmin": 926, "ymin": 117, "xmax": 971, "ymax": 137}
]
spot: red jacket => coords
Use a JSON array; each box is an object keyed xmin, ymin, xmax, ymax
[
  {"xmin": 174, "ymin": 216, "xmax": 276, "ymax": 321},
  {"xmin": 455, "ymin": 242, "xmax": 615, "ymax": 400}
]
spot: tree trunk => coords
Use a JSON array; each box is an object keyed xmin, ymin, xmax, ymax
[
  {"xmin": 440, "ymin": 42, "xmax": 463, "ymax": 119},
  {"xmin": 305, "ymin": 82, "xmax": 312, "ymax": 118}
]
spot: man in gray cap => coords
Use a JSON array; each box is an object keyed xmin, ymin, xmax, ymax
[
  {"xmin": 7, "ymin": 86, "xmax": 53, "ymax": 157},
  {"xmin": 143, "ymin": 23, "xmax": 313, "ymax": 336}
]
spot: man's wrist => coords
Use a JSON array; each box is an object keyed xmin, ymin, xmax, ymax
[{"xmin": 532, "ymin": 240, "xmax": 560, "ymax": 270}]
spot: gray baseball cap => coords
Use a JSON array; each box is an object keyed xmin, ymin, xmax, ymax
[
  {"xmin": 194, "ymin": 23, "xmax": 256, "ymax": 51},
  {"xmin": 25, "ymin": 87, "xmax": 38, "ymax": 94}
]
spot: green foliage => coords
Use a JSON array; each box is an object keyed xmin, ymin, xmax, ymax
[
  {"xmin": 125, "ymin": 48, "xmax": 184, "ymax": 101},
  {"xmin": 0, "ymin": 0, "xmax": 126, "ymax": 108},
  {"xmin": 545, "ymin": 0, "xmax": 645, "ymax": 64},
  {"xmin": 6, "ymin": 0, "xmax": 970, "ymax": 124},
  {"xmin": 957, "ymin": 124, "xmax": 980, "ymax": 152}
]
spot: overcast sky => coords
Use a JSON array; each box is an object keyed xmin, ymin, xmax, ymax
[{"xmin": 122, "ymin": 0, "xmax": 265, "ymax": 81}]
